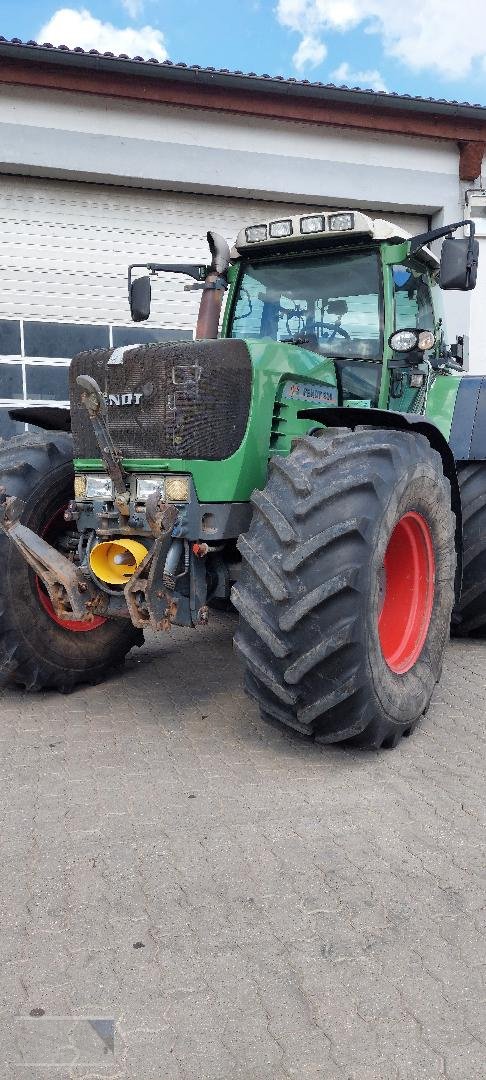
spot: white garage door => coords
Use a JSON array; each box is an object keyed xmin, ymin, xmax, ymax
[
  {"xmin": 0, "ymin": 174, "xmax": 428, "ymax": 438},
  {"xmin": 0, "ymin": 174, "xmax": 429, "ymax": 328}
]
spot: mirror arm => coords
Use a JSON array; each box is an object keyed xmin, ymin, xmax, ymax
[
  {"xmin": 410, "ymin": 218, "xmax": 475, "ymax": 254},
  {"xmin": 127, "ymin": 262, "xmax": 207, "ymax": 298}
]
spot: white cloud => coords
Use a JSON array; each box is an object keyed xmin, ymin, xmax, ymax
[
  {"xmin": 277, "ymin": 0, "xmax": 486, "ymax": 80},
  {"xmin": 38, "ymin": 7, "xmax": 167, "ymax": 60},
  {"xmin": 331, "ymin": 60, "xmax": 387, "ymax": 91},
  {"xmin": 277, "ymin": 0, "xmax": 360, "ymax": 35},
  {"xmin": 293, "ymin": 35, "xmax": 327, "ymax": 70},
  {"xmin": 121, "ymin": 0, "xmax": 145, "ymax": 17}
]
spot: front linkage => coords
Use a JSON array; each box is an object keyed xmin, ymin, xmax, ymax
[
  {"xmin": 0, "ymin": 379, "xmax": 227, "ymax": 634},
  {"xmin": 0, "ymin": 486, "xmax": 105, "ymax": 623},
  {"xmin": 0, "ymin": 471, "xmax": 218, "ymax": 633}
]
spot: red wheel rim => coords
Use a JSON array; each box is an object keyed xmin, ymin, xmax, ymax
[
  {"xmin": 36, "ymin": 507, "xmax": 105, "ymax": 633},
  {"xmin": 378, "ymin": 511, "xmax": 435, "ymax": 674}
]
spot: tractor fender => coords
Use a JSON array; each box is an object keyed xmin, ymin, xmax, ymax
[
  {"xmin": 448, "ymin": 376, "xmax": 486, "ymax": 460},
  {"xmin": 298, "ymin": 405, "xmax": 463, "ymax": 602},
  {"xmin": 8, "ymin": 406, "xmax": 71, "ymax": 433}
]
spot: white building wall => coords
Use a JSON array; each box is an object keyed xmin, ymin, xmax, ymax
[
  {"xmin": 0, "ymin": 78, "xmax": 475, "ymax": 434},
  {"xmin": 0, "ymin": 83, "xmax": 459, "ymax": 181},
  {"xmin": 0, "ymin": 84, "xmax": 459, "ymax": 215},
  {"xmin": 0, "ymin": 82, "xmax": 466, "ymax": 332}
]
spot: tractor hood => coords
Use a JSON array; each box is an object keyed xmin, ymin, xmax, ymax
[{"xmin": 69, "ymin": 339, "xmax": 252, "ymax": 464}]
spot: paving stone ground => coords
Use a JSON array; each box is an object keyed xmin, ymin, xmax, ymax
[{"xmin": 1, "ymin": 618, "xmax": 485, "ymax": 1080}]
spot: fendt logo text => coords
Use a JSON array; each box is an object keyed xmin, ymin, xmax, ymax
[{"xmin": 104, "ymin": 392, "xmax": 143, "ymax": 406}]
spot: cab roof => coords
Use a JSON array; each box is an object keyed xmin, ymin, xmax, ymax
[{"xmin": 232, "ymin": 209, "xmax": 439, "ymax": 266}]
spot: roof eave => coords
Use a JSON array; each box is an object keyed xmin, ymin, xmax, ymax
[{"xmin": 1, "ymin": 39, "xmax": 486, "ymax": 122}]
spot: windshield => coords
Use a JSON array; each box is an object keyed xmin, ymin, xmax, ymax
[{"xmin": 228, "ymin": 249, "xmax": 382, "ymax": 361}]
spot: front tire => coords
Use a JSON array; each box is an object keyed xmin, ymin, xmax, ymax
[
  {"xmin": 233, "ymin": 429, "xmax": 456, "ymax": 749},
  {"xmin": 0, "ymin": 433, "xmax": 142, "ymax": 691}
]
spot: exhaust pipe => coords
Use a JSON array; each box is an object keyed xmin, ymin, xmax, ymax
[
  {"xmin": 195, "ymin": 231, "xmax": 231, "ymax": 340},
  {"xmin": 90, "ymin": 538, "xmax": 149, "ymax": 585}
]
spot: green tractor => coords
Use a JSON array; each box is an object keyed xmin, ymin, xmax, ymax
[{"xmin": 0, "ymin": 210, "xmax": 483, "ymax": 748}]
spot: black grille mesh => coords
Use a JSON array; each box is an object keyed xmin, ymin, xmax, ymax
[{"xmin": 70, "ymin": 339, "xmax": 252, "ymax": 461}]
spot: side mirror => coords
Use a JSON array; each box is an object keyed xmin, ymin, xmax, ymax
[
  {"xmin": 439, "ymin": 235, "xmax": 479, "ymax": 291},
  {"xmin": 130, "ymin": 275, "xmax": 151, "ymax": 321}
]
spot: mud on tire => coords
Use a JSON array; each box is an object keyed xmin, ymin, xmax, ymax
[
  {"xmin": 0, "ymin": 433, "xmax": 142, "ymax": 691},
  {"xmin": 233, "ymin": 428, "xmax": 456, "ymax": 749}
]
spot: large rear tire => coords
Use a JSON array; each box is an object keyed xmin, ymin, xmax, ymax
[
  {"xmin": 0, "ymin": 433, "xmax": 142, "ymax": 691},
  {"xmin": 453, "ymin": 461, "xmax": 486, "ymax": 636},
  {"xmin": 233, "ymin": 429, "xmax": 456, "ymax": 749}
]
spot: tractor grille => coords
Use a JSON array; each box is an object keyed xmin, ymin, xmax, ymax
[{"xmin": 70, "ymin": 339, "xmax": 252, "ymax": 461}]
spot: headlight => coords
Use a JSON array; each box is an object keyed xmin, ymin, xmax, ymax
[
  {"xmin": 135, "ymin": 476, "xmax": 190, "ymax": 503},
  {"xmin": 84, "ymin": 475, "xmax": 114, "ymax": 500},
  {"xmin": 74, "ymin": 475, "xmax": 87, "ymax": 500},
  {"xmin": 300, "ymin": 214, "xmax": 325, "ymax": 234},
  {"xmin": 165, "ymin": 476, "xmax": 190, "ymax": 502},
  {"xmin": 417, "ymin": 330, "xmax": 435, "ymax": 351},
  {"xmin": 389, "ymin": 330, "xmax": 418, "ymax": 352},
  {"xmin": 136, "ymin": 477, "xmax": 165, "ymax": 501},
  {"xmin": 269, "ymin": 219, "xmax": 293, "ymax": 238},
  {"xmin": 389, "ymin": 329, "xmax": 436, "ymax": 353},
  {"xmin": 328, "ymin": 213, "xmax": 354, "ymax": 231},
  {"xmin": 245, "ymin": 224, "xmax": 267, "ymax": 243}
]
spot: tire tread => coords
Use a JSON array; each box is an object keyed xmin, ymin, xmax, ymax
[{"xmin": 234, "ymin": 428, "xmax": 455, "ymax": 749}]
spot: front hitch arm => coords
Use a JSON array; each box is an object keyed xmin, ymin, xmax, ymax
[
  {"xmin": 76, "ymin": 374, "xmax": 131, "ymax": 518},
  {"xmin": 124, "ymin": 496, "xmax": 180, "ymax": 631},
  {"xmin": 0, "ymin": 490, "xmax": 107, "ymax": 623}
]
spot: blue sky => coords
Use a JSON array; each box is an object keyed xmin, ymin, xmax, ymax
[{"xmin": 1, "ymin": 1, "xmax": 486, "ymax": 104}]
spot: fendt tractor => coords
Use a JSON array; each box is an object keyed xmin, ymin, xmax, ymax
[{"xmin": 1, "ymin": 210, "xmax": 484, "ymax": 749}]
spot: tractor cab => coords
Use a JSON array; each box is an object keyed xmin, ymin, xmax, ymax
[
  {"xmin": 224, "ymin": 210, "xmax": 456, "ymax": 412},
  {"xmin": 128, "ymin": 207, "xmax": 476, "ymax": 417}
]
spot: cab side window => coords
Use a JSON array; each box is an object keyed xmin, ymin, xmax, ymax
[{"xmin": 393, "ymin": 263, "xmax": 434, "ymax": 332}]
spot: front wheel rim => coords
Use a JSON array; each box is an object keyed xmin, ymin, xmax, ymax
[{"xmin": 378, "ymin": 511, "xmax": 435, "ymax": 675}]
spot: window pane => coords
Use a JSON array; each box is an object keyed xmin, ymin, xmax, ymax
[
  {"xmin": 393, "ymin": 263, "xmax": 434, "ymax": 331},
  {"xmin": 0, "ymin": 320, "xmax": 21, "ymax": 355},
  {"xmin": 229, "ymin": 250, "xmax": 382, "ymax": 360},
  {"xmin": 25, "ymin": 365, "xmax": 69, "ymax": 401},
  {"xmin": 0, "ymin": 408, "xmax": 25, "ymax": 440},
  {"xmin": 335, "ymin": 359, "xmax": 382, "ymax": 406},
  {"xmin": 112, "ymin": 326, "xmax": 192, "ymax": 346},
  {"xmin": 0, "ymin": 363, "xmax": 23, "ymax": 399},
  {"xmin": 24, "ymin": 322, "xmax": 109, "ymax": 358}
]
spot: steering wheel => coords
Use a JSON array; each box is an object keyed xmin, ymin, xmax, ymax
[
  {"xmin": 318, "ymin": 320, "xmax": 351, "ymax": 342},
  {"xmin": 283, "ymin": 304, "xmax": 306, "ymax": 337}
]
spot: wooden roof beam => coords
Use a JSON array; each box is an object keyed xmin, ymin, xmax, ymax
[
  {"xmin": 458, "ymin": 140, "xmax": 485, "ymax": 181},
  {"xmin": 2, "ymin": 59, "xmax": 486, "ymax": 149}
]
